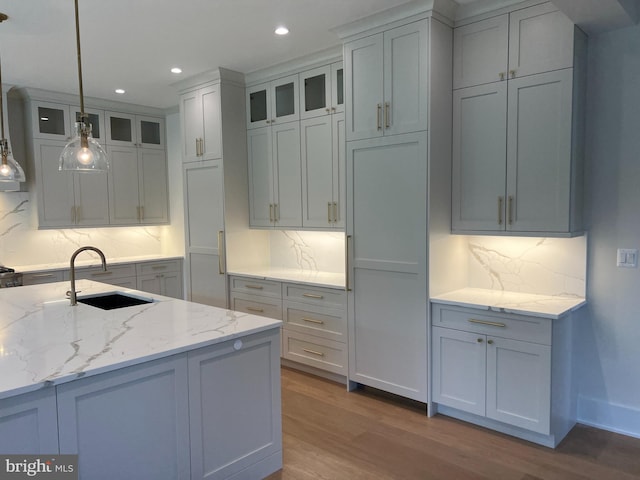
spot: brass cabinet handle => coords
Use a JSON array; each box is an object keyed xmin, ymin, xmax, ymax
[
  {"xmin": 76, "ymin": 206, "xmax": 81, "ymax": 223},
  {"xmin": 200, "ymin": 137, "xmax": 204, "ymax": 155},
  {"xmin": 498, "ymin": 196, "xmax": 503, "ymax": 226},
  {"xmin": 346, "ymin": 234, "xmax": 352, "ymax": 292},
  {"xmin": 385, "ymin": 102, "xmax": 390, "ymax": 128},
  {"xmin": 328, "ymin": 202, "xmax": 332, "ymax": 223},
  {"xmin": 302, "ymin": 317, "xmax": 325, "ymax": 325},
  {"xmin": 510, "ymin": 70, "xmax": 516, "ymax": 79},
  {"xmin": 333, "ymin": 202, "xmax": 338, "ymax": 223},
  {"xmin": 275, "ymin": 203, "xmax": 279, "ymax": 222},
  {"xmin": 331, "ymin": 107, "xmax": 336, "ymax": 112},
  {"xmin": 302, "ymin": 293, "xmax": 324, "ymax": 299},
  {"xmin": 245, "ymin": 284, "xmax": 264, "ymax": 290},
  {"xmin": 71, "ymin": 206, "xmax": 76, "ymax": 224},
  {"xmin": 488, "ymin": 339, "xmax": 494, "ymax": 345},
  {"xmin": 377, "ymin": 104, "xmax": 382, "ymax": 130},
  {"xmin": 151, "ymin": 265, "xmax": 167, "ymax": 270},
  {"xmin": 247, "ymin": 306, "xmax": 264, "ymax": 313},
  {"xmin": 469, "ymin": 318, "xmax": 506, "ymax": 328},
  {"xmin": 499, "ymin": 72, "xmax": 506, "ymax": 81},
  {"xmin": 136, "ymin": 206, "xmax": 141, "ymax": 221},
  {"xmin": 325, "ymin": 108, "xmax": 331, "ymax": 113},
  {"xmin": 303, "ymin": 348, "xmax": 325, "ymax": 357},
  {"xmin": 269, "ymin": 204, "xmax": 274, "ymax": 222},
  {"xmin": 140, "ymin": 205, "xmax": 144, "ymax": 221},
  {"xmin": 90, "ymin": 270, "xmax": 113, "ymax": 276},
  {"xmin": 508, "ymin": 195, "xmax": 514, "ymax": 225},
  {"xmin": 31, "ymin": 273, "xmax": 54, "ymax": 278},
  {"xmin": 218, "ymin": 230, "xmax": 225, "ymax": 275},
  {"xmin": 477, "ymin": 338, "xmax": 484, "ymax": 343},
  {"xmin": 195, "ymin": 138, "xmax": 200, "ymax": 156}
]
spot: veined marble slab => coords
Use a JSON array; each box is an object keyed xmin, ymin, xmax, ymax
[
  {"xmin": 430, "ymin": 288, "xmax": 586, "ymax": 319},
  {"xmin": 0, "ymin": 280, "xmax": 281, "ymax": 400},
  {"xmin": 12, "ymin": 255, "xmax": 184, "ymax": 274},
  {"xmin": 228, "ymin": 268, "xmax": 345, "ymax": 289}
]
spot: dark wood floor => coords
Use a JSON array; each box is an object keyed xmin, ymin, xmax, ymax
[{"xmin": 266, "ymin": 367, "xmax": 640, "ymax": 480}]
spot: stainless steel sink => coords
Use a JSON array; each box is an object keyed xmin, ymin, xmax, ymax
[{"xmin": 77, "ymin": 292, "xmax": 154, "ymax": 310}]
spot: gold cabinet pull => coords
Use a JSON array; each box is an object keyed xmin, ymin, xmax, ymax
[
  {"xmin": 498, "ymin": 196, "xmax": 503, "ymax": 225},
  {"xmin": 328, "ymin": 202, "xmax": 332, "ymax": 223},
  {"xmin": 384, "ymin": 102, "xmax": 390, "ymax": 128},
  {"xmin": 477, "ymin": 338, "xmax": 484, "ymax": 343},
  {"xmin": 303, "ymin": 348, "xmax": 325, "ymax": 357},
  {"xmin": 510, "ymin": 70, "xmax": 516, "ymax": 79},
  {"xmin": 469, "ymin": 318, "xmax": 506, "ymax": 328},
  {"xmin": 140, "ymin": 205, "xmax": 144, "ymax": 221},
  {"xmin": 269, "ymin": 203, "xmax": 274, "ymax": 222},
  {"xmin": 488, "ymin": 339, "xmax": 494, "ymax": 345},
  {"xmin": 195, "ymin": 138, "xmax": 200, "ymax": 156},
  {"xmin": 325, "ymin": 108, "xmax": 331, "ymax": 113},
  {"xmin": 90, "ymin": 270, "xmax": 113, "ymax": 276},
  {"xmin": 333, "ymin": 202, "xmax": 338, "ymax": 223},
  {"xmin": 247, "ymin": 306, "xmax": 264, "ymax": 313},
  {"xmin": 31, "ymin": 273, "xmax": 54, "ymax": 278},
  {"xmin": 499, "ymin": 72, "xmax": 506, "ymax": 81},
  {"xmin": 200, "ymin": 137, "xmax": 205, "ymax": 155},
  {"xmin": 136, "ymin": 206, "xmax": 141, "ymax": 221},
  {"xmin": 218, "ymin": 230, "xmax": 225, "ymax": 275},
  {"xmin": 377, "ymin": 104, "xmax": 382, "ymax": 130},
  {"xmin": 302, "ymin": 317, "xmax": 325, "ymax": 325},
  {"xmin": 76, "ymin": 206, "xmax": 81, "ymax": 223},
  {"xmin": 152, "ymin": 265, "xmax": 167, "ymax": 270},
  {"xmin": 303, "ymin": 293, "xmax": 324, "ymax": 299},
  {"xmin": 508, "ymin": 195, "xmax": 514, "ymax": 225},
  {"xmin": 275, "ymin": 203, "xmax": 279, "ymax": 222},
  {"xmin": 345, "ymin": 234, "xmax": 352, "ymax": 292},
  {"xmin": 245, "ymin": 284, "xmax": 264, "ymax": 290},
  {"xmin": 71, "ymin": 206, "xmax": 76, "ymax": 224}
]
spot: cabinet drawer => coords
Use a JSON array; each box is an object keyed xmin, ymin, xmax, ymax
[
  {"xmin": 283, "ymin": 283, "xmax": 346, "ymax": 309},
  {"xmin": 282, "ymin": 331, "xmax": 347, "ymax": 375},
  {"xmin": 22, "ymin": 270, "xmax": 65, "ymax": 285},
  {"xmin": 283, "ymin": 301, "xmax": 347, "ymax": 342},
  {"xmin": 136, "ymin": 260, "xmax": 181, "ymax": 276},
  {"xmin": 432, "ymin": 304, "xmax": 551, "ymax": 345},
  {"xmin": 230, "ymin": 276, "xmax": 281, "ymax": 298},
  {"xmin": 230, "ymin": 293, "xmax": 282, "ymax": 320},
  {"xmin": 70, "ymin": 263, "xmax": 137, "ymax": 282}
]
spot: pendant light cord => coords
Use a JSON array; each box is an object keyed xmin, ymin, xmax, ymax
[
  {"xmin": 0, "ymin": 52, "xmax": 6, "ymax": 140},
  {"xmin": 74, "ymin": 0, "xmax": 86, "ymax": 119}
]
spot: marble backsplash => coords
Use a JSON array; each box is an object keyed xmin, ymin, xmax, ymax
[
  {"xmin": 0, "ymin": 192, "xmax": 176, "ymax": 267},
  {"xmin": 466, "ymin": 235, "xmax": 587, "ymax": 298},
  {"xmin": 268, "ymin": 230, "xmax": 345, "ymax": 273}
]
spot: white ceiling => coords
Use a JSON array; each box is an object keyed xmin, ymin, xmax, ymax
[{"xmin": 0, "ymin": 0, "xmax": 637, "ymax": 110}]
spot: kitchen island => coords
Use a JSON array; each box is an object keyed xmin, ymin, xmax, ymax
[{"xmin": 0, "ymin": 280, "xmax": 282, "ymax": 480}]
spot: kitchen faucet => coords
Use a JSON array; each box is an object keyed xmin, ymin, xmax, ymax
[{"xmin": 68, "ymin": 246, "xmax": 107, "ymax": 306}]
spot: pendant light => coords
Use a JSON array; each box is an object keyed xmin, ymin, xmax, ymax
[
  {"xmin": 59, "ymin": 0, "xmax": 108, "ymax": 172},
  {"xmin": 0, "ymin": 14, "xmax": 26, "ymax": 183}
]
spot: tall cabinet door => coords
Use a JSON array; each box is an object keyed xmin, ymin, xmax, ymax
[
  {"xmin": 200, "ymin": 85, "xmax": 222, "ymax": 160},
  {"xmin": 301, "ymin": 116, "xmax": 333, "ymax": 227},
  {"xmin": 183, "ymin": 160, "xmax": 226, "ymax": 308},
  {"xmin": 383, "ymin": 20, "xmax": 429, "ymax": 135},
  {"xmin": 139, "ymin": 148, "xmax": 169, "ymax": 224},
  {"xmin": 180, "ymin": 89, "xmax": 203, "ymax": 163},
  {"xmin": 345, "ymin": 34, "xmax": 384, "ymax": 141},
  {"xmin": 34, "ymin": 140, "xmax": 76, "ymax": 227},
  {"xmin": 452, "ymin": 82, "xmax": 508, "ymax": 232},
  {"xmin": 506, "ymin": 69, "xmax": 573, "ymax": 233},
  {"xmin": 272, "ymin": 122, "xmax": 302, "ymax": 228},
  {"xmin": 347, "ymin": 133, "xmax": 428, "ymax": 402},
  {"xmin": 247, "ymin": 127, "xmax": 273, "ymax": 227},
  {"xmin": 74, "ymin": 172, "xmax": 109, "ymax": 226},
  {"xmin": 332, "ymin": 112, "xmax": 346, "ymax": 228},
  {"xmin": 108, "ymin": 146, "xmax": 140, "ymax": 225}
]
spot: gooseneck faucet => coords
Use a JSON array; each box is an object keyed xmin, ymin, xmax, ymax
[{"xmin": 68, "ymin": 246, "xmax": 107, "ymax": 306}]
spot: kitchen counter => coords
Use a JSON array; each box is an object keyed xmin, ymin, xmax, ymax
[
  {"xmin": 0, "ymin": 280, "xmax": 281, "ymax": 400},
  {"xmin": 12, "ymin": 254, "xmax": 184, "ymax": 273},
  {"xmin": 229, "ymin": 267, "xmax": 345, "ymax": 289},
  {"xmin": 430, "ymin": 287, "xmax": 586, "ymax": 319}
]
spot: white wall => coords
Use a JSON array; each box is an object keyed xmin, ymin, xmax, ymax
[{"xmin": 576, "ymin": 23, "xmax": 640, "ymax": 438}]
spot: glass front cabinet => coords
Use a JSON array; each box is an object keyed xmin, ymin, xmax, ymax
[
  {"xmin": 300, "ymin": 61, "xmax": 344, "ymax": 120},
  {"xmin": 106, "ymin": 112, "xmax": 165, "ymax": 149},
  {"xmin": 246, "ymin": 74, "xmax": 300, "ymax": 129}
]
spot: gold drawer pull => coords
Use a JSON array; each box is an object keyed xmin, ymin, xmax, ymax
[
  {"xmin": 31, "ymin": 273, "xmax": 55, "ymax": 278},
  {"xmin": 302, "ymin": 317, "xmax": 325, "ymax": 325},
  {"xmin": 245, "ymin": 285, "xmax": 264, "ymax": 290},
  {"xmin": 302, "ymin": 293, "xmax": 323, "ymax": 299},
  {"xmin": 152, "ymin": 265, "xmax": 167, "ymax": 270},
  {"xmin": 303, "ymin": 348, "xmax": 325, "ymax": 357},
  {"xmin": 468, "ymin": 319, "xmax": 506, "ymax": 328},
  {"xmin": 90, "ymin": 271, "xmax": 113, "ymax": 276},
  {"xmin": 247, "ymin": 307, "xmax": 264, "ymax": 313}
]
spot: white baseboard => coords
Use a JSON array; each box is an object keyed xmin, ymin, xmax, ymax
[{"xmin": 577, "ymin": 395, "xmax": 640, "ymax": 439}]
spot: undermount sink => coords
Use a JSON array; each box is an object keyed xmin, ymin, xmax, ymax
[{"xmin": 77, "ymin": 292, "xmax": 154, "ymax": 310}]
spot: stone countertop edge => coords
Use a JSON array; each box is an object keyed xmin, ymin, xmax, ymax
[
  {"xmin": 430, "ymin": 288, "xmax": 587, "ymax": 320},
  {"xmin": 228, "ymin": 269, "xmax": 346, "ymax": 290},
  {"xmin": 14, "ymin": 255, "xmax": 185, "ymax": 273}
]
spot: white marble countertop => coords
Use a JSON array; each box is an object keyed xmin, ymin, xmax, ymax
[
  {"xmin": 0, "ymin": 280, "xmax": 281, "ymax": 400},
  {"xmin": 228, "ymin": 268, "xmax": 345, "ymax": 289},
  {"xmin": 430, "ymin": 288, "xmax": 586, "ymax": 319},
  {"xmin": 13, "ymin": 255, "xmax": 184, "ymax": 273}
]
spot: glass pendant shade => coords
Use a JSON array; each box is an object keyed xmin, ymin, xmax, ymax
[
  {"xmin": 59, "ymin": 121, "xmax": 109, "ymax": 172},
  {"xmin": 0, "ymin": 139, "xmax": 25, "ymax": 182}
]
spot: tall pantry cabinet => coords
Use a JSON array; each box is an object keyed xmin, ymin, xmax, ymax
[
  {"xmin": 177, "ymin": 69, "xmax": 255, "ymax": 308},
  {"xmin": 338, "ymin": 2, "xmax": 454, "ymax": 402}
]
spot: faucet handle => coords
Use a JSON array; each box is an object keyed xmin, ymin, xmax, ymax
[{"xmin": 66, "ymin": 290, "xmax": 81, "ymax": 297}]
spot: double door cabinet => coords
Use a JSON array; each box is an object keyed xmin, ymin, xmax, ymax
[
  {"xmin": 180, "ymin": 84, "xmax": 222, "ymax": 163},
  {"xmin": 229, "ymin": 276, "xmax": 348, "ymax": 376},
  {"xmin": 430, "ymin": 303, "xmax": 575, "ymax": 447},
  {"xmin": 451, "ymin": 2, "xmax": 586, "ymax": 235},
  {"xmin": 27, "ymin": 96, "xmax": 169, "ymax": 228}
]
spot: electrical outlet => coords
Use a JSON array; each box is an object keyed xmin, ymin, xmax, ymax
[{"xmin": 617, "ymin": 248, "xmax": 638, "ymax": 268}]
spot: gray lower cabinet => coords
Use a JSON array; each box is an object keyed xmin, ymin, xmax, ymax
[
  {"xmin": 136, "ymin": 259, "xmax": 184, "ymax": 299},
  {"xmin": 0, "ymin": 388, "xmax": 59, "ymax": 454}
]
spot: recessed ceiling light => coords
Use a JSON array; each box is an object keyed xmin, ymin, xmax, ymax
[
  {"xmin": 115, "ymin": 89, "xmax": 125, "ymax": 94},
  {"xmin": 275, "ymin": 26, "xmax": 289, "ymax": 35},
  {"xmin": 171, "ymin": 67, "xmax": 183, "ymax": 74}
]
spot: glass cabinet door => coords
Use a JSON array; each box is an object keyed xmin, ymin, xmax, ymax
[
  {"xmin": 32, "ymin": 101, "xmax": 70, "ymax": 140},
  {"xmin": 70, "ymin": 107, "xmax": 105, "ymax": 141},
  {"xmin": 270, "ymin": 74, "xmax": 299, "ymax": 124},
  {"xmin": 136, "ymin": 115, "xmax": 165, "ymax": 150},
  {"xmin": 331, "ymin": 61, "xmax": 345, "ymax": 114},
  {"xmin": 300, "ymin": 66, "xmax": 331, "ymax": 120},
  {"xmin": 246, "ymin": 83, "xmax": 270, "ymax": 129},
  {"xmin": 105, "ymin": 111, "xmax": 136, "ymax": 147}
]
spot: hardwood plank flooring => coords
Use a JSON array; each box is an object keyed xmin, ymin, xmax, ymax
[{"xmin": 266, "ymin": 367, "xmax": 640, "ymax": 480}]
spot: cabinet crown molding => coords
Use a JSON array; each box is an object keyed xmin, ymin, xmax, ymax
[{"xmin": 174, "ymin": 67, "xmax": 245, "ymax": 94}]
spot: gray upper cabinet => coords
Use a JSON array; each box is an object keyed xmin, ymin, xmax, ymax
[
  {"xmin": 299, "ymin": 61, "xmax": 344, "ymax": 120},
  {"xmin": 452, "ymin": 2, "xmax": 586, "ymax": 236},
  {"xmin": 180, "ymin": 84, "xmax": 222, "ymax": 163},
  {"xmin": 246, "ymin": 74, "xmax": 299, "ymax": 129},
  {"xmin": 106, "ymin": 112, "xmax": 165, "ymax": 150}
]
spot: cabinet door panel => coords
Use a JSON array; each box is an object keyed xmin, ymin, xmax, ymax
[
  {"xmin": 32, "ymin": 101, "xmax": 71, "ymax": 141},
  {"xmin": 0, "ymin": 389, "xmax": 58, "ymax": 454},
  {"xmin": 106, "ymin": 111, "xmax": 136, "ymax": 147},
  {"xmin": 35, "ymin": 141, "xmax": 76, "ymax": 227},
  {"xmin": 201, "ymin": 85, "xmax": 222, "ymax": 160},
  {"xmin": 507, "ymin": 70, "xmax": 573, "ymax": 232},
  {"xmin": 184, "ymin": 161, "xmax": 224, "ymax": 253},
  {"xmin": 452, "ymin": 82, "xmax": 507, "ymax": 232},
  {"xmin": 187, "ymin": 253, "xmax": 226, "ymax": 308},
  {"xmin": 345, "ymin": 34, "xmax": 384, "ymax": 141},
  {"xmin": 247, "ymin": 82, "xmax": 270, "ymax": 129},
  {"xmin": 453, "ymin": 14, "xmax": 509, "ymax": 89},
  {"xmin": 486, "ymin": 336, "xmax": 551, "ymax": 434},
  {"xmin": 180, "ymin": 89, "xmax": 202, "ymax": 162},
  {"xmin": 247, "ymin": 127, "xmax": 273, "ymax": 227},
  {"xmin": 332, "ymin": 113, "xmax": 346, "ymax": 228},
  {"xmin": 139, "ymin": 148, "xmax": 169, "ymax": 224},
  {"xmin": 383, "ymin": 20, "xmax": 429, "ymax": 135},
  {"xmin": 509, "ymin": 3, "xmax": 574, "ymax": 78},
  {"xmin": 74, "ymin": 172, "xmax": 109, "ymax": 226},
  {"xmin": 108, "ymin": 146, "xmax": 140, "ymax": 224},
  {"xmin": 272, "ymin": 122, "xmax": 302, "ymax": 227},
  {"xmin": 301, "ymin": 117, "xmax": 333, "ymax": 227},
  {"xmin": 137, "ymin": 115, "xmax": 165, "ymax": 150},
  {"xmin": 271, "ymin": 74, "xmax": 299, "ymax": 124},
  {"xmin": 300, "ymin": 65, "xmax": 331, "ymax": 120},
  {"xmin": 432, "ymin": 327, "xmax": 486, "ymax": 416},
  {"xmin": 331, "ymin": 61, "xmax": 345, "ymax": 114}
]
